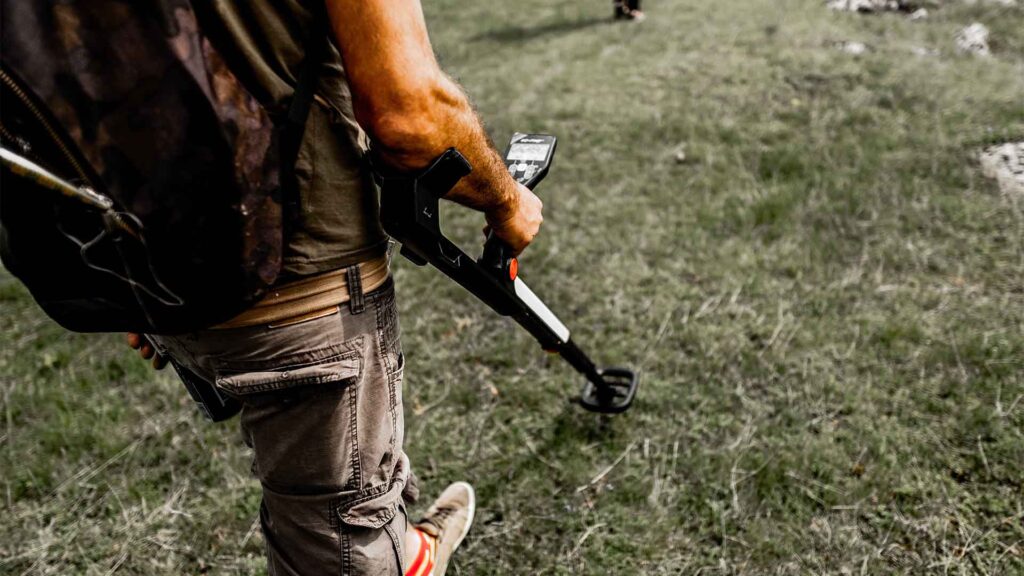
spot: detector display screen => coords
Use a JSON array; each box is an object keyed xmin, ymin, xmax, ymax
[{"xmin": 507, "ymin": 143, "xmax": 550, "ymax": 162}]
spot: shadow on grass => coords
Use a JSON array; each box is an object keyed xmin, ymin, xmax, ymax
[
  {"xmin": 470, "ymin": 17, "xmax": 612, "ymax": 43},
  {"xmin": 547, "ymin": 401, "xmax": 626, "ymax": 444}
]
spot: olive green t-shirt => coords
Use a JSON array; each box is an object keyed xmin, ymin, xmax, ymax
[{"xmin": 199, "ymin": 1, "xmax": 388, "ymax": 278}]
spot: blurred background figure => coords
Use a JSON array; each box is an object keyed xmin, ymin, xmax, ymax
[{"xmin": 614, "ymin": 0, "xmax": 645, "ymax": 21}]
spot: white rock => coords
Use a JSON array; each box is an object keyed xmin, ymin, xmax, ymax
[
  {"xmin": 955, "ymin": 23, "xmax": 991, "ymax": 56},
  {"xmin": 963, "ymin": 0, "xmax": 1018, "ymax": 6},
  {"xmin": 837, "ymin": 40, "xmax": 870, "ymax": 54},
  {"xmin": 827, "ymin": 0, "xmax": 901, "ymax": 11},
  {"xmin": 980, "ymin": 142, "xmax": 1024, "ymax": 197},
  {"xmin": 673, "ymin": 145, "xmax": 687, "ymax": 164},
  {"xmin": 826, "ymin": 0, "xmax": 939, "ymax": 14}
]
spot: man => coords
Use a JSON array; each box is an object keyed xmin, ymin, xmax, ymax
[{"xmin": 129, "ymin": 1, "xmax": 543, "ymax": 574}]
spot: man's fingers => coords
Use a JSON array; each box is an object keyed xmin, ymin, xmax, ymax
[
  {"xmin": 486, "ymin": 182, "xmax": 543, "ymax": 256},
  {"xmin": 128, "ymin": 333, "xmax": 166, "ymax": 370}
]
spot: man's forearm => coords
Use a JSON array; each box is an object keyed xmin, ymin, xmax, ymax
[{"xmin": 324, "ymin": 0, "xmax": 518, "ymax": 220}]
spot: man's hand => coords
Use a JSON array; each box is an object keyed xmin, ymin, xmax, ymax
[
  {"xmin": 126, "ymin": 333, "xmax": 168, "ymax": 370},
  {"xmin": 485, "ymin": 183, "xmax": 543, "ymax": 256}
]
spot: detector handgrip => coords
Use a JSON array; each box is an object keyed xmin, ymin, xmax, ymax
[{"xmin": 480, "ymin": 231, "xmax": 517, "ymax": 283}]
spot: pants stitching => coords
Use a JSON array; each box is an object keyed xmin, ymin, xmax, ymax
[
  {"xmin": 383, "ymin": 520, "xmax": 404, "ymax": 575},
  {"xmin": 345, "ymin": 362, "xmax": 362, "ymax": 492},
  {"xmin": 340, "ymin": 530, "xmax": 352, "ymax": 575},
  {"xmin": 333, "ymin": 481, "xmax": 392, "ymax": 511}
]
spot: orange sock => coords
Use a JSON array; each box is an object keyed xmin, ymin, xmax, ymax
[{"xmin": 404, "ymin": 527, "xmax": 436, "ymax": 576}]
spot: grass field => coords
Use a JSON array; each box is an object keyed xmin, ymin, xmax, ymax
[{"xmin": 3, "ymin": 0, "xmax": 1024, "ymax": 574}]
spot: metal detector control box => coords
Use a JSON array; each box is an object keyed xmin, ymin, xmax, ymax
[
  {"xmin": 377, "ymin": 134, "xmax": 638, "ymax": 414},
  {"xmin": 504, "ymin": 133, "xmax": 556, "ymax": 189}
]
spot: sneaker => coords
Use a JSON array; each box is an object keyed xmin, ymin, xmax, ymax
[
  {"xmin": 614, "ymin": 8, "xmax": 646, "ymax": 21},
  {"xmin": 413, "ymin": 482, "xmax": 476, "ymax": 576}
]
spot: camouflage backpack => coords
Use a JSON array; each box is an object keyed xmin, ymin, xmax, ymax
[{"xmin": 0, "ymin": 1, "xmax": 324, "ymax": 334}]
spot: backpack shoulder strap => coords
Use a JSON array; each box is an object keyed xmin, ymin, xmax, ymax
[{"xmin": 279, "ymin": 9, "xmax": 330, "ymax": 227}]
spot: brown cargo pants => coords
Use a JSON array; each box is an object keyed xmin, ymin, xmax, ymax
[{"xmin": 153, "ymin": 279, "xmax": 413, "ymax": 575}]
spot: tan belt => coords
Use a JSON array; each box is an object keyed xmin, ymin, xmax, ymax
[{"xmin": 214, "ymin": 255, "xmax": 390, "ymax": 329}]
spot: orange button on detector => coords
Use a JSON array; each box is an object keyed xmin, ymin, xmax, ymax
[{"xmin": 508, "ymin": 258, "xmax": 519, "ymax": 281}]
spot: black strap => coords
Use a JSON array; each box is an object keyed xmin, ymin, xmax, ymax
[{"xmin": 278, "ymin": 8, "xmax": 330, "ymax": 229}]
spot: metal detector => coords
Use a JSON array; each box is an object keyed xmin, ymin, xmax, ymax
[{"xmin": 377, "ymin": 133, "xmax": 639, "ymax": 414}]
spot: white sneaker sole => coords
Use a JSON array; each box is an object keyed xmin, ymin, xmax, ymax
[{"xmin": 449, "ymin": 481, "xmax": 475, "ymax": 551}]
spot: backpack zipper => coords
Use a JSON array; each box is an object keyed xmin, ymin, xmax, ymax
[
  {"xmin": 0, "ymin": 122, "xmax": 24, "ymax": 152},
  {"xmin": 0, "ymin": 67, "xmax": 94, "ymax": 186}
]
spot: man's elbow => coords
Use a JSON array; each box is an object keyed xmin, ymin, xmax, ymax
[
  {"xmin": 358, "ymin": 80, "xmax": 465, "ymax": 171},
  {"xmin": 368, "ymin": 111, "xmax": 444, "ymax": 170}
]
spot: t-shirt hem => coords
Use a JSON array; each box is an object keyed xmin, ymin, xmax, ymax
[{"xmin": 280, "ymin": 241, "xmax": 389, "ymax": 281}]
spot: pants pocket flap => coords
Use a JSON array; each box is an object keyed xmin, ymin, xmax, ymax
[
  {"xmin": 216, "ymin": 346, "xmax": 361, "ymax": 396},
  {"xmin": 335, "ymin": 480, "xmax": 404, "ymax": 529}
]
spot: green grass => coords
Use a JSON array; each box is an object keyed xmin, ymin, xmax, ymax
[{"xmin": 3, "ymin": 0, "xmax": 1023, "ymax": 573}]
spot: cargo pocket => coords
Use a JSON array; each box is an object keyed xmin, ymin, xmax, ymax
[
  {"xmin": 214, "ymin": 337, "xmax": 363, "ymax": 397},
  {"xmin": 335, "ymin": 480, "xmax": 407, "ymax": 574}
]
